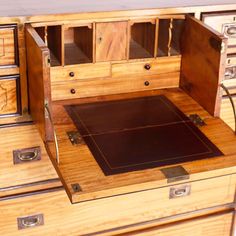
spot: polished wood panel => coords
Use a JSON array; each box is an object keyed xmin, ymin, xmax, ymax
[
  {"xmin": 95, "ymin": 21, "xmax": 128, "ymax": 62},
  {"xmin": 112, "ymin": 56, "xmax": 180, "ymax": 78},
  {"xmin": 50, "ymin": 62, "xmax": 111, "ymax": 82},
  {"xmin": 51, "ymin": 72, "xmax": 180, "ymax": 100},
  {"xmin": 124, "ymin": 212, "xmax": 233, "ymax": 236},
  {"xmin": 0, "ymin": 25, "xmax": 17, "ymax": 67},
  {"xmin": 47, "ymin": 88, "xmax": 236, "ymax": 202},
  {"xmin": 0, "ymin": 178, "xmax": 234, "ymax": 235},
  {"xmin": 180, "ymin": 15, "xmax": 227, "ymax": 117},
  {"xmin": 0, "ymin": 75, "xmax": 19, "ymax": 116},
  {"xmin": 25, "ymin": 24, "xmax": 53, "ymax": 141},
  {"xmin": 0, "ymin": 124, "xmax": 61, "ymax": 197}
]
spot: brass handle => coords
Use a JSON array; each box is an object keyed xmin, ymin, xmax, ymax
[
  {"xmin": 45, "ymin": 104, "xmax": 60, "ymax": 164},
  {"xmin": 22, "ymin": 216, "xmax": 40, "ymax": 227},
  {"xmin": 225, "ymin": 66, "xmax": 236, "ymax": 80},
  {"xmin": 169, "ymin": 185, "xmax": 191, "ymax": 199},
  {"xmin": 221, "ymin": 83, "xmax": 236, "ymax": 134},
  {"xmin": 17, "ymin": 214, "xmax": 44, "ymax": 230},
  {"xmin": 223, "ymin": 24, "xmax": 236, "ymax": 37},
  {"xmin": 226, "ymin": 26, "xmax": 236, "ymax": 36},
  {"xmin": 18, "ymin": 150, "xmax": 38, "ymax": 161}
]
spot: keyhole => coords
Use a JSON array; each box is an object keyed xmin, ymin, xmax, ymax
[{"xmin": 98, "ymin": 37, "xmax": 102, "ymax": 42}]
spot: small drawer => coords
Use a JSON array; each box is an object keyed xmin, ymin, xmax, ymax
[
  {"xmin": 112, "ymin": 57, "xmax": 181, "ymax": 78},
  {"xmin": 0, "ymin": 75, "xmax": 20, "ymax": 117},
  {"xmin": 0, "ymin": 25, "xmax": 18, "ymax": 67},
  {"xmin": 50, "ymin": 62, "xmax": 111, "ymax": 82},
  {"xmin": 0, "ymin": 124, "xmax": 61, "ymax": 198},
  {"xmin": 0, "ymin": 175, "xmax": 234, "ymax": 235},
  {"xmin": 202, "ymin": 12, "xmax": 236, "ymax": 48}
]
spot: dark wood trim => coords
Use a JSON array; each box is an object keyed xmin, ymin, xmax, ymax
[
  {"xmin": 85, "ymin": 203, "xmax": 236, "ymax": 236},
  {"xmin": 0, "ymin": 178, "xmax": 60, "ymax": 192},
  {"xmin": 0, "ymin": 186, "xmax": 64, "ymax": 202}
]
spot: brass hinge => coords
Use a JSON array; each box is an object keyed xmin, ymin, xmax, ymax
[
  {"xmin": 189, "ymin": 114, "xmax": 206, "ymax": 127},
  {"xmin": 67, "ymin": 131, "xmax": 85, "ymax": 145}
]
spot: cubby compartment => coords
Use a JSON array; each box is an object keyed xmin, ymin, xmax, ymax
[
  {"xmin": 34, "ymin": 26, "xmax": 63, "ymax": 67},
  {"xmin": 64, "ymin": 25, "xmax": 93, "ymax": 65},
  {"xmin": 157, "ymin": 18, "xmax": 185, "ymax": 57},
  {"xmin": 129, "ymin": 22, "xmax": 156, "ymax": 59}
]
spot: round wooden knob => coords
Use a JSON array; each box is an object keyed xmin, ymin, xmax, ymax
[
  {"xmin": 144, "ymin": 81, "xmax": 150, "ymax": 86},
  {"xmin": 144, "ymin": 64, "xmax": 151, "ymax": 70},
  {"xmin": 70, "ymin": 89, "xmax": 76, "ymax": 94},
  {"xmin": 69, "ymin": 72, "xmax": 75, "ymax": 77}
]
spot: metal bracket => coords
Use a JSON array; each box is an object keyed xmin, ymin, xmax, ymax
[
  {"xmin": 189, "ymin": 114, "xmax": 206, "ymax": 127},
  {"xmin": 160, "ymin": 165, "xmax": 189, "ymax": 183},
  {"xmin": 67, "ymin": 131, "xmax": 84, "ymax": 145},
  {"xmin": 71, "ymin": 183, "xmax": 82, "ymax": 193}
]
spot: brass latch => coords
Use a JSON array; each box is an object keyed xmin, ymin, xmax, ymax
[{"xmin": 67, "ymin": 131, "xmax": 84, "ymax": 145}]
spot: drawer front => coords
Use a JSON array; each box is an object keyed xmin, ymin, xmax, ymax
[
  {"xmin": 0, "ymin": 25, "xmax": 18, "ymax": 67},
  {"xmin": 128, "ymin": 212, "xmax": 233, "ymax": 236},
  {"xmin": 220, "ymin": 96, "xmax": 236, "ymax": 131},
  {"xmin": 112, "ymin": 57, "xmax": 181, "ymax": 78},
  {"xmin": 0, "ymin": 124, "xmax": 61, "ymax": 197},
  {"xmin": 51, "ymin": 71, "xmax": 179, "ymax": 100},
  {"xmin": 0, "ymin": 75, "xmax": 20, "ymax": 116},
  {"xmin": 50, "ymin": 62, "xmax": 111, "ymax": 82},
  {"xmin": 0, "ymin": 175, "xmax": 234, "ymax": 235},
  {"xmin": 202, "ymin": 13, "xmax": 236, "ymax": 49}
]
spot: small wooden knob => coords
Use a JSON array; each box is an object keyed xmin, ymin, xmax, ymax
[
  {"xmin": 69, "ymin": 72, "xmax": 75, "ymax": 77},
  {"xmin": 70, "ymin": 89, "xmax": 76, "ymax": 94},
  {"xmin": 144, "ymin": 81, "xmax": 150, "ymax": 86},
  {"xmin": 144, "ymin": 64, "xmax": 151, "ymax": 70}
]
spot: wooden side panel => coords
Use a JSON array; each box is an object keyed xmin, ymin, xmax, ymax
[
  {"xmin": 25, "ymin": 24, "xmax": 53, "ymax": 141},
  {"xmin": 0, "ymin": 75, "xmax": 19, "ymax": 116},
  {"xmin": 0, "ymin": 25, "xmax": 17, "ymax": 67},
  {"xmin": 95, "ymin": 21, "xmax": 127, "ymax": 62},
  {"xmin": 128, "ymin": 212, "xmax": 233, "ymax": 236},
  {"xmin": 180, "ymin": 15, "xmax": 227, "ymax": 117}
]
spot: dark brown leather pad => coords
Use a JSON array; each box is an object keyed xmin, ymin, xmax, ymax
[{"xmin": 66, "ymin": 95, "xmax": 223, "ymax": 175}]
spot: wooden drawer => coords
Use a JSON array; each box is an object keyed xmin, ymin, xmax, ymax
[
  {"xmin": 126, "ymin": 212, "xmax": 233, "ymax": 236},
  {"xmin": 50, "ymin": 62, "xmax": 111, "ymax": 82},
  {"xmin": 0, "ymin": 25, "xmax": 18, "ymax": 67},
  {"xmin": 220, "ymin": 96, "xmax": 236, "ymax": 131},
  {"xmin": 112, "ymin": 57, "xmax": 181, "ymax": 78},
  {"xmin": 51, "ymin": 71, "xmax": 179, "ymax": 100},
  {"xmin": 0, "ymin": 75, "xmax": 20, "ymax": 117},
  {"xmin": 202, "ymin": 12, "xmax": 236, "ymax": 51},
  {"xmin": 0, "ymin": 124, "xmax": 61, "ymax": 197},
  {"xmin": 0, "ymin": 175, "xmax": 234, "ymax": 235}
]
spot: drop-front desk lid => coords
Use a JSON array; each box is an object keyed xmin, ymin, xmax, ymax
[{"xmin": 66, "ymin": 95, "xmax": 223, "ymax": 176}]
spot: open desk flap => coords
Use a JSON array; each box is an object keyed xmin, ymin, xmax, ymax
[
  {"xmin": 180, "ymin": 15, "xmax": 227, "ymax": 117},
  {"xmin": 25, "ymin": 24, "xmax": 53, "ymax": 141},
  {"xmin": 66, "ymin": 95, "xmax": 223, "ymax": 176}
]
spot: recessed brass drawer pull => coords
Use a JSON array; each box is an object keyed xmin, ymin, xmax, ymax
[
  {"xmin": 223, "ymin": 23, "xmax": 236, "ymax": 38},
  {"xmin": 169, "ymin": 185, "xmax": 191, "ymax": 199},
  {"xmin": 225, "ymin": 66, "xmax": 236, "ymax": 80},
  {"xmin": 17, "ymin": 214, "xmax": 44, "ymax": 230},
  {"xmin": 13, "ymin": 147, "xmax": 41, "ymax": 164}
]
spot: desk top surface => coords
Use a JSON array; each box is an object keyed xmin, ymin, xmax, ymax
[{"xmin": 0, "ymin": 0, "xmax": 236, "ymax": 18}]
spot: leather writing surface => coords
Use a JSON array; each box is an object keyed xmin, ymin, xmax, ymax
[{"xmin": 66, "ymin": 95, "xmax": 223, "ymax": 175}]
